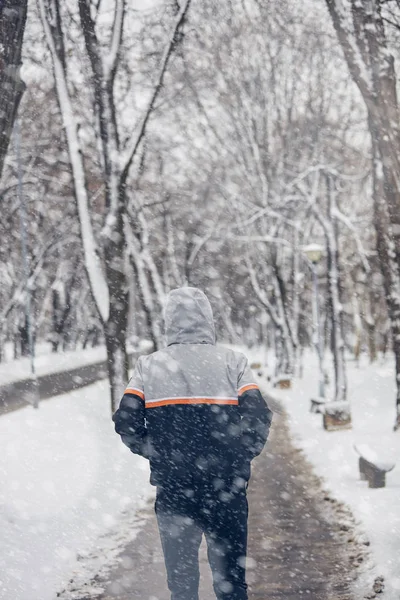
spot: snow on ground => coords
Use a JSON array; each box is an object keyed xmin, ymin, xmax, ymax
[
  {"xmin": 0, "ymin": 380, "xmax": 153, "ymax": 600},
  {"xmin": 2, "ymin": 343, "xmax": 399, "ymax": 599},
  {"xmin": 0, "ymin": 340, "xmax": 153, "ymax": 387},
  {"xmin": 268, "ymin": 352, "xmax": 400, "ymax": 600},
  {"xmin": 0, "ymin": 345, "xmax": 107, "ymax": 387}
]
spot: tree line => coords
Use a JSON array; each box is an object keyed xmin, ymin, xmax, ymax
[{"xmin": 0, "ymin": 0, "xmax": 399, "ymax": 428}]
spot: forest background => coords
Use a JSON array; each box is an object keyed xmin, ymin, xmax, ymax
[{"xmin": 1, "ymin": 0, "xmax": 400, "ymax": 427}]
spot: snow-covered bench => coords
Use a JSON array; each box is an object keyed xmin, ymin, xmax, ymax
[
  {"xmin": 354, "ymin": 444, "xmax": 395, "ymax": 489},
  {"xmin": 322, "ymin": 401, "xmax": 352, "ymax": 431}
]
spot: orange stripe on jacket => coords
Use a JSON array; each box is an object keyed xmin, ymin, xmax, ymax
[
  {"xmin": 238, "ymin": 383, "xmax": 259, "ymax": 395},
  {"xmin": 146, "ymin": 398, "xmax": 239, "ymax": 409},
  {"xmin": 124, "ymin": 387, "xmax": 145, "ymax": 400}
]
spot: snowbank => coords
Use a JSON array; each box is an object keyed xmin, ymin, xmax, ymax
[
  {"xmin": 0, "ymin": 339, "xmax": 154, "ymax": 387},
  {"xmin": 0, "ymin": 380, "xmax": 152, "ymax": 600},
  {"xmin": 269, "ymin": 353, "xmax": 400, "ymax": 600},
  {"xmin": 0, "ymin": 346, "xmax": 106, "ymax": 387}
]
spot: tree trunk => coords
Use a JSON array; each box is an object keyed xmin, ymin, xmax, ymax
[
  {"xmin": 370, "ymin": 128, "xmax": 400, "ymax": 428},
  {"xmin": 104, "ymin": 207, "xmax": 130, "ymax": 413},
  {"xmin": 19, "ymin": 314, "xmax": 29, "ymax": 357},
  {"xmin": 274, "ymin": 326, "xmax": 284, "ymax": 377},
  {"xmin": 105, "ymin": 322, "xmax": 129, "ymax": 414},
  {"xmin": 352, "ymin": 293, "xmax": 362, "ymax": 366},
  {"xmin": 51, "ymin": 288, "xmax": 61, "ymax": 352},
  {"xmin": 0, "ymin": 332, "xmax": 4, "ymax": 363},
  {"xmin": 362, "ymin": 290, "xmax": 377, "ymax": 364},
  {"xmin": 219, "ymin": 302, "xmax": 239, "ymax": 344},
  {"xmin": 312, "ymin": 179, "xmax": 348, "ymax": 403},
  {"xmin": 292, "ymin": 226, "xmax": 302, "ymax": 376},
  {"xmin": 247, "ymin": 255, "xmax": 295, "ymax": 375},
  {"xmin": 325, "ymin": 0, "xmax": 400, "ymax": 425},
  {"xmin": 272, "ymin": 265, "xmax": 296, "ymax": 375},
  {"xmin": 366, "ymin": 320, "xmax": 377, "ymax": 364},
  {"xmin": 0, "ymin": 0, "xmax": 27, "ymax": 181},
  {"xmin": 130, "ymin": 252, "xmax": 163, "ymax": 351},
  {"xmin": 51, "ymin": 287, "xmax": 70, "ymax": 353},
  {"xmin": 325, "ymin": 179, "xmax": 347, "ymax": 402}
]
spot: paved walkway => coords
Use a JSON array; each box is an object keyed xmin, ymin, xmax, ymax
[
  {"xmin": 0, "ymin": 350, "xmax": 142, "ymax": 416},
  {"xmin": 80, "ymin": 397, "xmax": 360, "ymax": 600}
]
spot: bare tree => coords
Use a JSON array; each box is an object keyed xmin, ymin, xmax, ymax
[
  {"xmin": 38, "ymin": 0, "xmax": 191, "ymax": 411},
  {"xmin": 325, "ymin": 0, "xmax": 400, "ymax": 428},
  {"xmin": 1, "ymin": 0, "xmax": 393, "ymax": 430},
  {"xmin": 0, "ymin": 0, "xmax": 28, "ymax": 182},
  {"xmin": 317, "ymin": 176, "xmax": 348, "ymax": 403}
]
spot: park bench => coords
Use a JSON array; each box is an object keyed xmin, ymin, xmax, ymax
[
  {"xmin": 250, "ymin": 362, "xmax": 262, "ymax": 370},
  {"xmin": 354, "ymin": 444, "xmax": 395, "ymax": 489},
  {"xmin": 250, "ymin": 362, "xmax": 264, "ymax": 377},
  {"xmin": 322, "ymin": 400, "xmax": 352, "ymax": 431},
  {"xmin": 275, "ymin": 375, "xmax": 292, "ymax": 389}
]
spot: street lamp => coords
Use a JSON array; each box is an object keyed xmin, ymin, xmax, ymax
[{"xmin": 303, "ymin": 243, "xmax": 325, "ymax": 398}]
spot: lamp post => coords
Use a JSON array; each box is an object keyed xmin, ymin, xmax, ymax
[{"xmin": 303, "ymin": 244, "xmax": 325, "ymax": 399}]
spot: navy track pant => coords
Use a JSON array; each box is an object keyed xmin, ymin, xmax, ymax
[{"xmin": 155, "ymin": 481, "xmax": 248, "ymax": 600}]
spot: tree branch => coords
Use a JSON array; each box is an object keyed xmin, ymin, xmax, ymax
[
  {"xmin": 325, "ymin": 0, "xmax": 373, "ymax": 100},
  {"xmin": 104, "ymin": 0, "xmax": 124, "ymax": 83},
  {"xmin": 119, "ymin": 0, "xmax": 191, "ymax": 187}
]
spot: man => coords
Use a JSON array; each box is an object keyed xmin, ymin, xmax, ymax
[{"xmin": 113, "ymin": 287, "xmax": 273, "ymax": 600}]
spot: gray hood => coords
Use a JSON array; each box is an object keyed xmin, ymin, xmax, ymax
[{"xmin": 164, "ymin": 287, "xmax": 216, "ymax": 346}]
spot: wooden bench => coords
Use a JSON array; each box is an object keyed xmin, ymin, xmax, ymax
[
  {"xmin": 250, "ymin": 362, "xmax": 264, "ymax": 377},
  {"xmin": 354, "ymin": 444, "xmax": 395, "ymax": 489},
  {"xmin": 250, "ymin": 362, "xmax": 262, "ymax": 370},
  {"xmin": 310, "ymin": 397, "xmax": 326, "ymax": 414},
  {"xmin": 275, "ymin": 375, "xmax": 292, "ymax": 389},
  {"xmin": 322, "ymin": 401, "xmax": 352, "ymax": 431}
]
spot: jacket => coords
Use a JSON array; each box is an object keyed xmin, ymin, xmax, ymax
[{"xmin": 113, "ymin": 287, "xmax": 273, "ymax": 488}]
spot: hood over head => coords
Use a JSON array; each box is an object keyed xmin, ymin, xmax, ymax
[{"xmin": 164, "ymin": 287, "xmax": 215, "ymax": 346}]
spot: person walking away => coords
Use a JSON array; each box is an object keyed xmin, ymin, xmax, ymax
[{"xmin": 113, "ymin": 287, "xmax": 273, "ymax": 600}]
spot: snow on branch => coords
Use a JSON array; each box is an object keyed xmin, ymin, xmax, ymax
[
  {"xmin": 0, "ymin": 232, "xmax": 67, "ymax": 324},
  {"xmin": 286, "ymin": 163, "xmax": 368, "ymax": 197},
  {"xmin": 233, "ymin": 235, "xmax": 292, "ymax": 248},
  {"xmin": 104, "ymin": 0, "xmax": 125, "ymax": 82},
  {"xmin": 325, "ymin": 0, "xmax": 373, "ymax": 99},
  {"xmin": 187, "ymin": 225, "xmax": 219, "ymax": 268},
  {"xmin": 294, "ymin": 168, "xmax": 370, "ymax": 274},
  {"xmin": 119, "ymin": 0, "xmax": 191, "ymax": 185},
  {"xmin": 246, "ymin": 255, "xmax": 282, "ymax": 327},
  {"xmin": 332, "ymin": 206, "xmax": 370, "ymax": 273},
  {"xmin": 39, "ymin": 0, "xmax": 110, "ymax": 323},
  {"xmin": 137, "ymin": 211, "xmax": 165, "ymax": 301}
]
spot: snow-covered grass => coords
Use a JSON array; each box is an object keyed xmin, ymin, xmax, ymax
[
  {"xmin": 0, "ymin": 380, "xmax": 153, "ymax": 600},
  {"xmin": 268, "ymin": 352, "xmax": 400, "ymax": 600}
]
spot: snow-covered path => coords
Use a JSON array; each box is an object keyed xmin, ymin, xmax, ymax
[
  {"xmin": 0, "ymin": 380, "xmax": 152, "ymax": 600},
  {"xmin": 57, "ymin": 394, "xmax": 361, "ymax": 600},
  {"xmin": 2, "ymin": 349, "xmax": 399, "ymax": 600}
]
